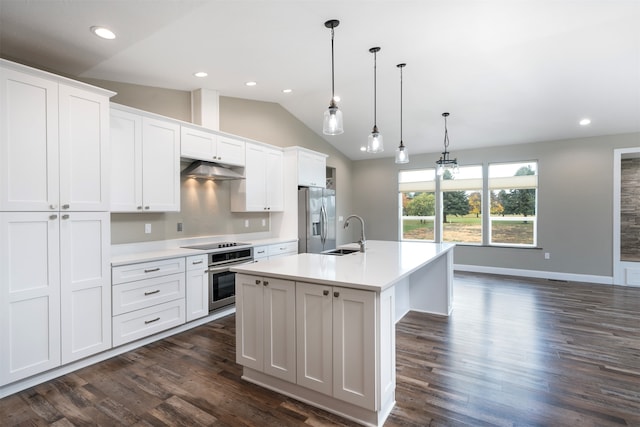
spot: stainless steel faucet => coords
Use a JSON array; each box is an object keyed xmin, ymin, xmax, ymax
[{"xmin": 344, "ymin": 215, "xmax": 366, "ymax": 252}]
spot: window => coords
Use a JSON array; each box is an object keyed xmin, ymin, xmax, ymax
[
  {"xmin": 442, "ymin": 165, "xmax": 483, "ymax": 244},
  {"xmin": 488, "ymin": 161, "xmax": 538, "ymax": 246},
  {"xmin": 399, "ymin": 169, "xmax": 436, "ymax": 241}
]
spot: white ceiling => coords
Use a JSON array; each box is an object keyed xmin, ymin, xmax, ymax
[{"xmin": 1, "ymin": 0, "xmax": 639, "ymax": 161}]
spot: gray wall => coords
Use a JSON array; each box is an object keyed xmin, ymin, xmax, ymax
[
  {"xmin": 351, "ymin": 133, "xmax": 640, "ymax": 278},
  {"xmin": 83, "ymin": 79, "xmax": 354, "ymax": 245}
]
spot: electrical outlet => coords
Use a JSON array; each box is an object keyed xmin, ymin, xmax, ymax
[
  {"xmin": 244, "ymin": 219, "xmax": 249, "ymax": 228},
  {"xmin": 262, "ymin": 219, "xmax": 266, "ymax": 226},
  {"xmin": 145, "ymin": 223, "xmax": 152, "ymax": 234},
  {"xmin": 177, "ymin": 222, "xmax": 183, "ymax": 232},
  {"xmin": 544, "ymin": 252, "xmax": 550, "ymax": 260}
]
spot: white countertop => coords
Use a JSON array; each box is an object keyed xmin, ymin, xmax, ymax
[
  {"xmin": 231, "ymin": 240, "xmax": 455, "ymax": 292},
  {"xmin": 111, "ymin": 236, "xmax": 297, "ymax": 266}
]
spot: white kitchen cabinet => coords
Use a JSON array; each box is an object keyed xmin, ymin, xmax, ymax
[
  {"xmin": 112, "ymin": 257, "xmax": 186, "ymax": 347},
  {"xmin": 0, "ymin": 212, "xmax": 61, "ymax": 385},
  {"xmin": 297, "ymin": 149, "xmax": 327, "ymax": 188},
  {"xmin": 185, "ymin": 254, "xmax": 208, "ymax": 322},
  {"xmin": 110, "ymin": 105, "xmax": 180, "ymax": 212},
  {"xmin": 236, "ymin": 274, "xmax": 296, "ymax": 382},
  {"xmin": 180, "ymin": 126, "xmax": 246, "ymax": 167},
  {"xmin": 60, "ymin": 212, "xmax": 111, "ymax": 364},
  {"xmin": 296, "ymin": 282, "xmax": 376, "ymax": 410},
  {"xmin": 0, "ymin": 61, "xmax": 112, "ymax": 212},
  {"xmin": 230, "ymin": 142, "xmax": 283, "ymax": 212},
  {"xmin": 253, "ymin": 241, "xmax": 298, "ymax": 262}
]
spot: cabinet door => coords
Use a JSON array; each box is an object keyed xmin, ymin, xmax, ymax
[
  {"xmin": 332, "ymin": 287, "xmax": 376, "ymax": 410},
  {"xmin": 59, "ymin": 85, "xmax": 110, "ymax": 211},
  {"xmin": 245, "ymin": 143, "xmax": 268, "ymax": 211},
  {"xmin": 180, "ymin": 126, "xmax": 217, "ymax": 161},
  {"xmin": 142, "ymin": 117, "xmax": 180, "ymax": 211},
  {"xmin": 265, "ymin": 147, "xmax": 284, "ymax": 211},
  {"xmin": 217, "ymin": 135, "xmax": 245, "ymax": 166},
  {"xmin": 263, "ymin": 278, "xmax": 296, "ymax": 382},
  {"xmin": 185, "ymin": 255, "xmax": 208, "ymax": 322},
  {"xmin": 0, "ymin": 212, "xmax": 61, "ymax": 385},
  {"xmin": 235, "ymin": 274, "xmax": 264, "ymax": 370},
  {"xmin": 60, "ymin": 212, "xmax": 111, "ymax": 364},
  {"xmin": 296, "ymin": 282, "xmax": 332, "ymax": 396},
  {"xmin": 298, "ymin": 150, "xmax": 326, "ymax": 188},
  {"xmin": 110, "ymin": 108, "xmax": 143, "ymax": 212},
  {"xmin": 0, "ymin": 68, "xmax": 59, "ymax": 211}
]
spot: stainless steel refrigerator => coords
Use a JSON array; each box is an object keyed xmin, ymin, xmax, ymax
[{"xmin": 298, "ymin": 187, "xmax": 336, "ymax": 253}]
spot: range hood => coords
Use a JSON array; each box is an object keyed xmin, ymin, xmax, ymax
[{"xmin": 182, "ymin": 160, "xmax": 244, "ymax": 180}]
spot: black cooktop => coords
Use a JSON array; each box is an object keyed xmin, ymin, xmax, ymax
[{"xmin": 182, "ymin": 242, "xmax": 250, "ymax": 251}]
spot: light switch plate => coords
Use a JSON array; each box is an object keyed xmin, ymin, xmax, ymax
[{"xmin": 145, "ymin": 224, "xmax": 151, "ymax": 234}]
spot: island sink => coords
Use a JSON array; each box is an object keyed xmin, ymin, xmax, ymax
[{"xmin": 322, "ymin": 248, "xmax": 360, "ymax": 256}]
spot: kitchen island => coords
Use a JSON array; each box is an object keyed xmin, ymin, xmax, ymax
[{"xmin": 231, "ymin": 240, "xmax": 455, "ymax": 427}]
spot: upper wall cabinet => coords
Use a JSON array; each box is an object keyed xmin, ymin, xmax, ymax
[
  {"xmin": 180, "ymin": 125, "xmax": 245, "ymax": 167},
  {"xmin": 110, "ymin": 105, "xmax": 180, "ymax": 212},
  {"xmin": 285, "ymin": 147, "xmax": 328, "ymax": 188},
  {"xmin": 0, "ymin": 60, "xmax": 114, "ymax": 212},
  {"xmin": 231, "ymin": 142, "xmax": 283, "ymax": 212}
]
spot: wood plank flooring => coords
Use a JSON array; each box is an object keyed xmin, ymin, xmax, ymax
[{"xmin": 2, "ymin": 272, "xmax": 639, "ymax": 426}]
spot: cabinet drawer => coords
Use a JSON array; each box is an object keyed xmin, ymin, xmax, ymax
[
  {"xmin": 268, "ymin": 241, "xmax": 298, "ymax": 258},
  {"xmin": 186, "ymin": 254, "xmax": 207, "ymax": 271},
  {"xmin": 112, "ymin": 257, "xmax": 185, "ymax": 284},
  {"xmin": 112, "ymin": 272, "xmax": 185, "ymax": 315},
  {"xmin": 112, "ymin": 299, "xmax": 185, "ymax": 347},
  {"xmin": 253, "ymin": 245, "xmax": 268, "ymax": 260}
]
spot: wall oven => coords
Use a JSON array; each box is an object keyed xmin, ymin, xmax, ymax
[
  {"xmin": 181, "ymin": 242, "xmax": 254, "ymax": 311},
  {"xmin": 207, "ymin": 247, "xmax": 254, "ymax": 310}
]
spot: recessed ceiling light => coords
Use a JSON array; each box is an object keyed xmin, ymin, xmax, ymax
[
  {"xmin": 282, "ymin": 89, "xmax": 293, "ymax": 93},
  {"xmin": 579, "ymin": 118, "xmax": 591, "ymax": 126},
  {"xmin": 194, "ymin": 72, "xmax": 208, "ymax": 78},
  {"xmin": 245, "ymin": 81, "xmax": 257, "ymax": 87},
  {"xmin": 90, "ymin": 26, "xmax": 116, "ymax": 40},
  {"xmin": 360, "ymin": 146, "xmax": 366, "ymax": 151}
]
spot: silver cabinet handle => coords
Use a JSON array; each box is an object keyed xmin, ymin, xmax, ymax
[
  {"xmin": 144, "ymin": 267, "xmax": 160, "ymax": 273},
  {"xmin": 144, "ymin": 289, "xmax": 160, "ymax": 296},
  {"xmin": 144, "ymin": 317, "xmax": 160, "ymax": 324},
  {"xmin": 263, "ymin": 280, "xmax": 269, "ymax": 286},
  {"xmin": 323, "ymin": 290, "xmax": 329, "ymax": 296},
  {"xmin": 192, "ymin": 260, "xmax": 203, "ymax": 265},
  {"xmin": 144, "ymin": 206, "xmax": 150, "ymax": 210},
  {"xmin": 255, "ymin": 279, "xmax": 261, "ymax": 285},
  {"xmin": 62, "ymin": 204, "xmax": 69, "ymax": 209},
  {"xmin": 49, "ymin": 214, "xmax": 58, "ymax": 220},
  {"xmin": 49, "ymin": 204, "xmax": 57, "ymax": 210},
  {"xmin": 137, "ymin": 206, "xmax": 143, "ymax": 210},
  {"xmin": 62, "ymin": 214, "xmax": 70, "ymax": 220},
  {"xmin": 334, "ymin": 291, "xmax": 340, "ymax": 298}
]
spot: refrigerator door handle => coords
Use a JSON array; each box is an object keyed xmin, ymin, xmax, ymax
[{"xmin": 320, "ymin": 204, "xmax": 327, "ymax": 246}]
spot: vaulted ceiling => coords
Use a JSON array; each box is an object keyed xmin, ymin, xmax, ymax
[{"xmin": 1, "ymin": 0, "xmax": 639, "ymax": 160}]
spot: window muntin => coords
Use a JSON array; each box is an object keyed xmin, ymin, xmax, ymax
[{"xmin": 488, "ymin": 161, "xmax": 538, "ymax": 246}]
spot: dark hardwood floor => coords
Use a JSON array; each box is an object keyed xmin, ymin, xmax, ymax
[{"xmin": 2, "ymin": 272, "xmax": 639, "ymax": 426}]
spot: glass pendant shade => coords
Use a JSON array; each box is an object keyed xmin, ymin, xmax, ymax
[
  {"xmin": 395, "ymin": 143, "xmax": 409, "ymax": 164},
  {"xmin": 367, "ymin": 126, "xmax": 384, "ymax": 153},
  {"xmin": 323, "ymin": 104, "xmax": 343, "ymax": 135}
]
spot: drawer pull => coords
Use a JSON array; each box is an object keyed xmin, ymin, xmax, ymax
[
  {"xmin": 192, "ymin": 260, "xmax": 204, "ymax": 265},
  {"xmin": 334, "ymin": 291, "xmax": 340, "ymax": 298},
  {"xmin": 255, "ymin": 279, "xmax": 261, "ymax": 285},
  {"xmin": 144, "ymin": 317, "xmax": 160, "ymax": 324},
  {"xmin": 264, "ymin": 281, "xmax": 269, "ymax": 286},
  {"xmin": 323, "ymin": 290, "xmax": 329, "ymax": 296},
  {"xmin": 144, "ymin": 267, "xmax": 160, "ymax": 273},
  {"xmin": 144, "ymin": 289, "xmax": 160, "ymax": 296}
]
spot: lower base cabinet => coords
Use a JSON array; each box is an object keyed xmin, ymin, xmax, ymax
[
  {"xmin": 235, "ymin": 274, "xmax": 377, "ymax": 411},
  {"xmin": 235, "ymin": 274, "xmax": 296, "ymax": 383}
]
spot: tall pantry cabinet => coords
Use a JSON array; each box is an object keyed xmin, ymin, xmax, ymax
[{"xmin": 0, "ymin": 59, "xmax": 115, "ymax": 385}]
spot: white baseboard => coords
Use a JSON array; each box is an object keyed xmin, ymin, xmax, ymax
[{"xmin": 454, "ymin": 264, "xmax": 613, "ymax": 285}]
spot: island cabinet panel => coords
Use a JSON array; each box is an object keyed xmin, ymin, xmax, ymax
[
  {"xmin": 295, "ymin": 282, "xmax": 377, "ymax": 411},
  {"xmin": 235, "ymin": 274, "xmax": 296, "ymax": 382}
]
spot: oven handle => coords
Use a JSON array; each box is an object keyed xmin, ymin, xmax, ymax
[{"xmin": 206, "ymin": 259, "xmax": 255, "ymax": 274}]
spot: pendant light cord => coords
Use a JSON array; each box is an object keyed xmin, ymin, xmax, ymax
[
  {"xmin": 399, "ymin": 65, "xmax": 403, "ymax": 144},
  {"xmin": 444, "ymin": 115, "xmax": 450, "ymax": 150},
  {"xmin": 330, "ymin": 26, "xmax": 335, "ymax": 101},
  {"xmin": 373, "ymin": 49, "xmax": 377, "ymax": 128}
]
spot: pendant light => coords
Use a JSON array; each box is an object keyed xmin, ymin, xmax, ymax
[
  {"xmin": 436, "ymin": 112, "xmax": 458, "ymax": 175},
  {"xmin": 367, "ymin": 47, "xmax": 384, "ymax": 153},
  {"xmin": 323, "ymin": 19, "xmax": 343, "ymax": 135},
  {"xmin": 395, "ymin": 63, "xmax": 409, "ymax": 164}
]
